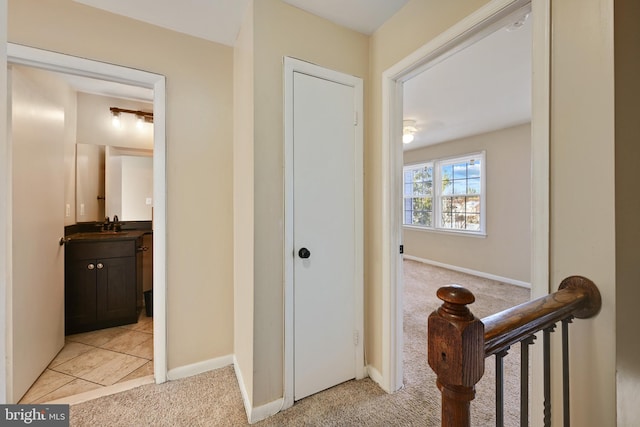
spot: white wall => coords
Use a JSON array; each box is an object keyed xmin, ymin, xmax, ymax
[{"xmin": 403, "ymin": 124, "xmax": 531, "ymax": 284}]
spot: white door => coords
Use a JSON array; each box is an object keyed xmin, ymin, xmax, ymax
[
  {"xmin": 10, "ymin": 65, "xmax": 65, "ymax": 402},
  {"xmin": 293, "ymin": 71, "xmax": 360, "ymax": 400}
]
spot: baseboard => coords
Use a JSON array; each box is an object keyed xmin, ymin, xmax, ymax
[
  {"xmin": 233, "ymin": 356, "xmax": 283, "ymax": 424},
  {"xmin": 403, "ymin": 255, "xmax": 531, "ymax": 289},
  {"xmin": 166, "ymin": 354, "xmax": 234, "ymax": 381},
  {"xmin": 366, "ymin": 365, "xmax": 386, "ymax": 391}
]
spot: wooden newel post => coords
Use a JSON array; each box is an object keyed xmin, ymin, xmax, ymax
[{"xmin": 428, "ymin": 285, "xmax": 485, "ymax": 427}]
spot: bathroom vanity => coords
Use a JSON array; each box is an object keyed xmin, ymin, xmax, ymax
[{"xmin": 64, "ymin": 230, "xmax": 145, "ymax": 335}]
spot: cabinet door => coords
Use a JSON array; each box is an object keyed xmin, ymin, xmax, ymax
[
  {"xmin": 96, "ymin": 257, "xmax": 137, "ymax": 323},
  {"xmin": 65, "ymin": 259, "xmax": 98, "ymax": 333}
]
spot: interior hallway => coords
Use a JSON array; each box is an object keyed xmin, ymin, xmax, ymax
[{"xmin": 19, "ymin": 311, "xmax": 153, "ymax": 404}]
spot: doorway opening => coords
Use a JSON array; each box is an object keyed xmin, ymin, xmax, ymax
[
  {"xmin": 380, "ymin": 0, "xmax": 550, "ymax": 401},
  {"xmin": 5, "ymin": 44, "xmax": 167, "ymax": 403}
]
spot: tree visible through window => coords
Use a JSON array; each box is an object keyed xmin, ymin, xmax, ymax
[
  {"xmin": 403, "ymin": 153, "xmax": 485, "ymax": 234},
  {"xmin": 403, "ymin": 163, "xmax": 433, "ymax": 226}
]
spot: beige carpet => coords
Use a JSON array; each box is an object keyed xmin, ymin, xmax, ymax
[{"xmin": 70, "ymin": 260, "xmax": 529, "ymax": 426}]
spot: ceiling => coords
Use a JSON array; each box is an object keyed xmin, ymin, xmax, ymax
[
  {"xmin": 403, "ymin": 12, "xmax": 532, "ymax": 150},
  {"xmin": 62, "ymin": 1, "xmax": 531, "ymax": 150},
  {"xmin": 73, "ymin": 0, "xmax": 410, "ymax": 45}
]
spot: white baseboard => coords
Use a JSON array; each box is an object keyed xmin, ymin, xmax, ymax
[
  {"xmin": 403, "ymin": 255, "xmax": 531, "ymax": 289},
  {"xmin": 233, "ymin": 356, "xmax": 283, "ymax": 424},
  {"xmin": 167, "ymin": 354, "xmax": 234, "ymax": 381},
  {"xmin": 366, "ymin": 365, "xmax": 386, "ymax": 391}
]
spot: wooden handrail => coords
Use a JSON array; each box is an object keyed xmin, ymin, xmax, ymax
[
  {"xmin": 483, "ymin": 276, "xmax": 601, "ymax": 356},
  {"xmin": 427, "ymin": 276, "xmax": 601, "ymax": 427}
]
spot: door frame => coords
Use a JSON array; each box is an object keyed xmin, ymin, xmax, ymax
[
  {"xmin": 380, "ymin": 0, "xmax": 550, "ymax": 394},
  {"xmin": 3, "ymin": 44, "xmax": 168, "ymax": 398},
  {"xmin": 283, "ymin": 57, "xmax": 365, "ymax": 410}
]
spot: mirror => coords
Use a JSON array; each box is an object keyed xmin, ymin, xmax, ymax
[
  {"xmin": 76, "ymin": 143, "xmax": 153, "ymax": 222},
  {"xmin": 76, "ymin": 144, "xmax": 105, "ymax": 222}
]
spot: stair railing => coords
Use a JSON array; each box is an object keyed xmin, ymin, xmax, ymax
[{"xmin": 427, "ymin": 276, "xmax": 601, "ymax": 427}]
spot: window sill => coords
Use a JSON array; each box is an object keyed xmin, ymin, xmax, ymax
[{"xmin": 403, "ymin": 225, "xmax": 487, "ymax": 238}]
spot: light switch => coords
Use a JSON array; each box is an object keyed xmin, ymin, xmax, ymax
[
  {"xmin": 65, "ymin": 204, "xmax": 71, "ymax": 217},
  {"xmin": 80, "ymin": 203, "xmax": 85, "ymax": 216},
  {"xmin": 145, "ymin": 198, "xmax": 153, "ymax": 206}
]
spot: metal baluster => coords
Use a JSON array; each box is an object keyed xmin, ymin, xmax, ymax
[
  {"xmin": 543, "ymin": 325, "xmax": 556, "ymax": 427},
  {"xmin": 520, "ymin": 335, "xmax": 536, "ymax": 427},
  {"xmin": 496, "ymin": 348, "xmax": 509, "ymax": 427},
  {"xmin": 562, "ymin": 317, "xmax": 573, "ymax": 427}
]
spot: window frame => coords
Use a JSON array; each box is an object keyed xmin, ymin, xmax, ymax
[{"xmin": 403, "ymin": 151, "xmax": 486, "ymax": 236}]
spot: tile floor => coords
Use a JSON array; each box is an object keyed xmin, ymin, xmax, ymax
[{"xmin": 19, "ymin": 311, "xmax": 153, "ymax": 404}]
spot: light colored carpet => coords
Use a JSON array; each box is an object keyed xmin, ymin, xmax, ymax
[{"xmin": 70, "ymin": 260, "xmax": 529, "ymax": 426}]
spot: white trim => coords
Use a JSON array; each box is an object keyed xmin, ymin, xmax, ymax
[
  {"xmin": 167, "ymin": 354, "xmax": 234, "ymax": 381},
  {"xmin": 403, "ymin": 152, "xmax": 486, "ymax": 235},
  {"xmin": 3, "ymin": 44, "xmax": 169, "ymax": 396},
  {"xmin": 366, "ymin": 365, "xmax": 384, "ymax": 388},
  {"xmin": 283, "ymin": 57, "xmax": 364, "ymax": 409},
  {"xmin": 530, "ymin": 0, "xmax": 551, "ymax": 298},
  {"xmin": 403, "ymin": 255, "xmax": 531, "ymax": 289},
  {"xmin": 248, "ymin": 399, "xmax": 285, "ymax": 425},
  {"xmin": 529, "ymin": 2, "xmax": 551, "ymax": 427},
  {"xmin": 233, "ymin": 356, "xmax": 284, "ymax": 424},
  {"xmin": 381, "ymin": 0, "xmax": 547, "ymax": 393}
]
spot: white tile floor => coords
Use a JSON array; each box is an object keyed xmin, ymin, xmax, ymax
[{"xmin": 19, "ymin": 311, "xmax": 153, "ymax": 404}]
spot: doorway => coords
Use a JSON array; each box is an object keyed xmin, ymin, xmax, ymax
[
  {"xmin": 5, "ymin": 44, "xmax": 167, "ymax": 403},
  {"xmin": 380, "ymin": 0, "xmax": 550, "ymax": 395},
  {"xmin": 283, "ymin": 57, "xmax": 365, "ymax": 408}
]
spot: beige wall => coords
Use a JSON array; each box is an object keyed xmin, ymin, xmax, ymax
[
  {"xmin": 8, "ymin": 0, "xmax": 235, "ymax": 370},
  {"xmin": 76, "ymin": 93, "xmax": 153, "ymax": 150},
  {"xmin": 242, "ymin": 0, "xmax": 369, "ymax": 407},
  {"xmin": 1, "ymin": 0, "xmax": 628, "ymax": 423},
  {"xmin": 550, "ymin": 0, "xmax": 616, "ymax": 425},
  {"xmin": 372, "ymin": 0, "xmax": 618, "ymax": 425},
  {"xmin": 615, "ymin": 0, "xmax": 640, "ymax": 424},
  {"xmin": 0, "ymin": 0, "xmax": 6, "ymax": 402},
  {"xmin": 403, "ymin": 124, "xmax": 531, "ymax": 283}
]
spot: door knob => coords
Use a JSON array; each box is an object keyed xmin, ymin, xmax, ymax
[
  {"xmin": 96, "ymin": 263, "xmax": 104, "ymax": 269},
  {"xmin": 88, "ymin": 264, "xmax": 95, "ymax": 270},
  {"xmin": 298, "ymin": 247, "xmax": 311, "ymax": 259}
]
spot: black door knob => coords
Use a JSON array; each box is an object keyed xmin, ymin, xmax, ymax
[{"xmin": 298, "ymin": 247, "xmax": 311, "ymax": 259}]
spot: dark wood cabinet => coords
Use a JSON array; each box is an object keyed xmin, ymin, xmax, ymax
[{"xmin": 65, "ymin": 234, "xmax": 142, "ymax": 335}]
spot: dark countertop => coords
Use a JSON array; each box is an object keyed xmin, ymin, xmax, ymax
[{"xmin": 65, "ymin": 230, "xmax": 146, "ymax": 243}]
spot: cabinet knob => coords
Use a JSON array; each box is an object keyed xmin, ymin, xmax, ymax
[
  {"xmin": 87, "ymin": 263, "xmax": 95, "ymax": 270},
  {"xmin": 97, "ymin": 263, "xmax": 104, "ymax": 269}
]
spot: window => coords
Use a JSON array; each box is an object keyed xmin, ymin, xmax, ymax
[
  {"xmin": 403, "ymin": 163, "xmax": 433, "ymax": 227},
  {"xmin": 403, "ymin": 152, "xmax": 485, "ymax": 234}
]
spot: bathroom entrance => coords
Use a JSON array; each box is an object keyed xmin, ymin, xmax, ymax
[{"xmin": 5, "ymin": 44, "xmax": 167, "ymax": 403}]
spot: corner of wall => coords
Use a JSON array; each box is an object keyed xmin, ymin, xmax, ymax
[{"xmin": 0, "ymin": 0, "xmax": 9, "ymax": 404}]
